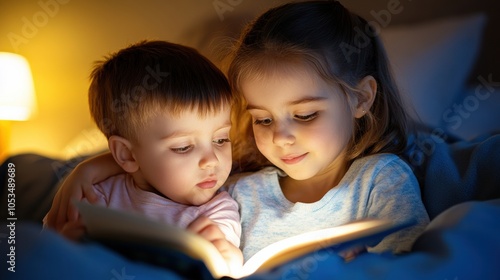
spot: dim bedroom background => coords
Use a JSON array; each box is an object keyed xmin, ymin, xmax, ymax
[{"xmin": 1, "ymin": 0, "xmax": 500, "ymax": 279}]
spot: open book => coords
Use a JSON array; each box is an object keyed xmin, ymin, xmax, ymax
[{"xmin": 76, "ymin": 202, "xmax": 412, "ymax": 279}]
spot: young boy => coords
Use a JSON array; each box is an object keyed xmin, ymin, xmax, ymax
[{"xmin": 51, "ymin": 40, "xmax": 242, "ymax": 270}]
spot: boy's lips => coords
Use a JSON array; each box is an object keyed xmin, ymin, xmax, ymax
[
  {"xmin": 281, "ymin": 153, "xmax": 308, "ymax": 164},
  {"xmin": 196, "ymin": 177, "xmax": 218, "ymax": 189}
]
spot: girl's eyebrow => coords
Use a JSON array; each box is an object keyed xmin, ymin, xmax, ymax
[
  {"xmin": 246, "ymin": 96, "xmax": 328, "ymax": 110},
  {"xmin": 288, "ymin": 96, "xmax": 328, "ymax": 106}
]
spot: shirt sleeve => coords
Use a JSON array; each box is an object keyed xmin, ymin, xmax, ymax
[
  {"xmin": 91, "ymin": 182, "xmax": 110, "ymax": 206},
  {"xmin": 366, "ymin": 157, "xmax": 430, "ymax": 253},
  {"xmin": 201, "ymin": 191, "xmax": 241, "ymax": 248}
]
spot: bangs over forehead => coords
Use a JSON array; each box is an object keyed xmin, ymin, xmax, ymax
[{"xmin": 230, "ymin": 42, "xmax": 348, "ymax": 96}]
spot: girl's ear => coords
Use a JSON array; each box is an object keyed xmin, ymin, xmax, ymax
[
  {"xmin": 108, "ymin": 136, "xmax": 139, "ymax": 173},
  {"xmin": 354, "ymin": 75, "xmax": 377, "ymax": 118}
]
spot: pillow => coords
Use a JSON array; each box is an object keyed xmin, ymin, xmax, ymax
[
  {"xmin": 380, "ymin": 14, "xmax": 487, "ymax": 128},
  {"xmin": 445, "ymin": 86, "xmax": 500, "ymax": 140}
]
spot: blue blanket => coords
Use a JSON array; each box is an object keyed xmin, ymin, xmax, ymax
[{"xmin": 403, "ymin": 132, "xmax": 500, "ymax": 219}]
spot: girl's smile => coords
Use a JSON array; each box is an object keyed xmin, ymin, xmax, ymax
[{"xmin": 280, "ymin": 152, "xmax": 308, "ymax": 165}]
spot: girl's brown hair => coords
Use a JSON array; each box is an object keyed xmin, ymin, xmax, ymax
[{"xmin": 226, "ymin": 1, "xmax": 409, "ymax": 173}]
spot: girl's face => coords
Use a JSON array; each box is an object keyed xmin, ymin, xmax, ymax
[{"xmin": 241, "ymin": 67, "xmax": 355, "ymax": 180}]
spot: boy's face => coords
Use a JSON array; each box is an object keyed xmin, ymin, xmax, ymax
[{"xmin": 130, "ymin": 105, "xmax": 232, "ymax": 206}]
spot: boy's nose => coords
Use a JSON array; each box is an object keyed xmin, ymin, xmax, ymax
[{"xmin": 199, "ymin": 148, "xmax": 219, "ymax": 169}]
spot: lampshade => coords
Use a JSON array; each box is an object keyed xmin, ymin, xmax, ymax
[{"xmin": 0, "ymin": 52, "xmax": 37, "ymax": 121}]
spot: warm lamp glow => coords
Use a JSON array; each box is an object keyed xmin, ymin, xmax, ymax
[{"xmin": 0, "ymin": 52, "xmax": 37, "ymax": 121}]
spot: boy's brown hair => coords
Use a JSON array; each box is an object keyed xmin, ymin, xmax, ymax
[{"xmin": 89, "ymin": 40, "xmax": 232, "ymax": 143}]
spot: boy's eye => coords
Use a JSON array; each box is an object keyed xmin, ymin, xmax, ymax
[
  {"xmin": 213, "ymin": 138, "xmax": 230, "ymax": 146},
  {"xmin": 294, "ymin": 112, "xmax": 318, "ymax": 122},
  {"xmin": 254, "ymin": 118, "xmax": 273, "ymax": 126},
  {"xmin": 213, "ymin": 138, "xmax": 231, "ymax": 146},
  {"xmin": 170, "ymin": 145, "xmax": 193, "ymax": 154}
]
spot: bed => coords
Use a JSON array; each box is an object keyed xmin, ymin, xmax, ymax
[{"xmin": 1, "ymin": 0, "xmax": 500, "ymax": 279}]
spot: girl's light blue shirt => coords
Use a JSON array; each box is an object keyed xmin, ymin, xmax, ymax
[{"xmin": 227, "ymin": 153, "xmax": 430, "ymax": 261}]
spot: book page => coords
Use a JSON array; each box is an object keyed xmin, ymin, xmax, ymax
[{"xmin": 237, "ymin": 219, "xmax": 400, "ymax": 277}]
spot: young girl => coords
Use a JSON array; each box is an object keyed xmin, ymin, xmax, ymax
[
  {"xmin": 224, "ymin": 0, "xmax": 429, "ymax": 260},
  {"xmin": 46, "ymin": 1, "xmax": 429, "ymax": 262}
]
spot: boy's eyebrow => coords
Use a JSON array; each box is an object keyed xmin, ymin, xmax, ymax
[
  {"xmin": 217, "ymin": 122, "xmax": 232, "ymax": 131},
  {"xmin": 246, "ymin": 96, "xmax": 328, "ymax": 110},
  {"xmin": 161, "ymin": 130, "xmax": 193, "ymax": 140},
  {"xmin": 161, "ymin": 122, "xmax": 232, "ymax": 140}
]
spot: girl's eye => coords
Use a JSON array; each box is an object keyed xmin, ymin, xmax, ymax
[
  {"xmin": 213, "ymin": 138, "xmax": 231, "ymax": 146},
  {"xmin": 294, "ymin": 112, "xmax": 318, "ymax": 122},
  {"xmin": 254, "ymin": 118, "xmax": 273, "ymax": 126},
  {"xmin": 170, "ymin": 145, "xmax": 193, "ymax": 154}
]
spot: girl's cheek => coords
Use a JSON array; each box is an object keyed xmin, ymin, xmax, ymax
[
  {"xmin": 253, "ymin": 130, "xmax": 270, "ymax": 152},
  {"xmin": 253, "ymin": 127, "xmax": 269, "ymax": 143}
]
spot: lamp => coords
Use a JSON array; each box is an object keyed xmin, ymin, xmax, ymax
[{"xmin": 0, "ymin": 52, "xmax": 37, "ymax": 161}]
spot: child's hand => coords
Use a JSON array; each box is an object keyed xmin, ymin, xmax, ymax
[
  {"xmin": 60, "ymin": 219, "xmax": 86, "ymax": 242},
  {"xmin": 188, "ymin": 216, "xmax": 243, "ymax": 274},
  {"xmin": 45, "ymin": 162, "xmax": 97, "ymax": 231},
  {"xmin": 338, "ymin": 245, "xmax": 367, "ymax": 261},
  {"xmin": 45, "ymin": 153, "xmax": 122, "ymax": 231}
]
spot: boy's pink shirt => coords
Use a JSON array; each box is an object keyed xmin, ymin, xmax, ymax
[{"xmin": 91, "ymin": 173, "xmax": 241, "ymax": 247}]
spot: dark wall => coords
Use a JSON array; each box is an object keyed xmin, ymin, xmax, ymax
[{"xmin": 342, "ymin": 0, "xmax": 500, "ymax": 84}]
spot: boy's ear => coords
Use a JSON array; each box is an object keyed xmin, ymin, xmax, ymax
[
  {"xmin": 108, "ymin": 136, "xmax": 139, "ymax": 173},
  {"xmin": 354, "ymin": 75, "xmax": 377, "ymax": 119}
]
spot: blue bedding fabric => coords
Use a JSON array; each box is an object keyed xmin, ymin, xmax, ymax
[
  {"xmin": 1, "ymin": 132, "xmax": 499, "ymax": 279},
  {"xmin": 403, "ymin": 133, "xmax": 500, "ymax": 219}
]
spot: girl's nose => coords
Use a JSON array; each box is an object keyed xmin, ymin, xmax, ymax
[{"xmin": 272, "ymin": 120, "xmax": 295, "ymax": 147}]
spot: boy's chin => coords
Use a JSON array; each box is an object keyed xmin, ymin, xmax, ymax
[{"xmin": 190, "ymin": 192, "xmax": 218, "ymax": 206}]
